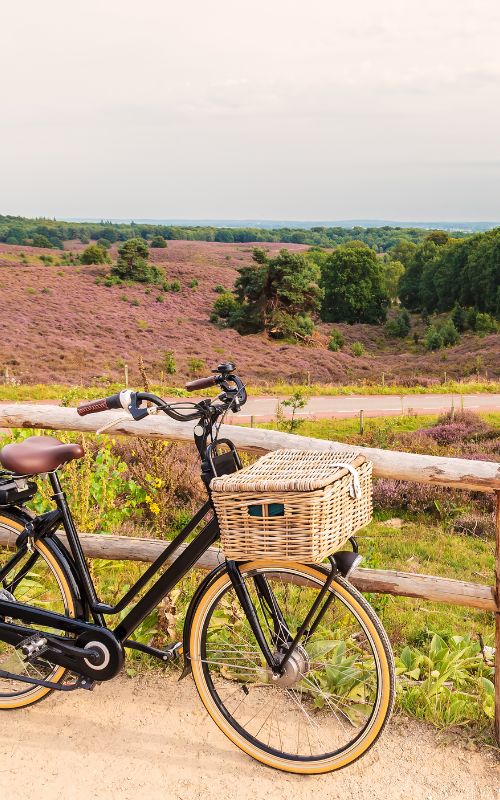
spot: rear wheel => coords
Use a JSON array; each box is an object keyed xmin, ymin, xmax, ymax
[
  {"xmin": 189, "ymin": 560, "xmax": 395, "ymax": 774},
  {"xmin": 0, "ymin": 513, "xmax": 76, "ymax": 709}
]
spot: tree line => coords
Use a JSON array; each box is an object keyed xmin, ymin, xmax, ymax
[
  {"xmin": 398, "ymin": 228, "xmax": 500, "ymax": 318},
  {"xmin": 0, "ymin": 214, "xmax": 467, "ymax": 252}
]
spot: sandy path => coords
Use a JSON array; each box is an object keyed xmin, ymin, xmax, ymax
[{"xmin": 0, "ymin": 675, "xmax": 498, "ymax": 800}]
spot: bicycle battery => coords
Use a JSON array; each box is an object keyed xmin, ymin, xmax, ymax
[{"xmin": 0, "ymin": 477, "xmax": 37, "ymax": 507}]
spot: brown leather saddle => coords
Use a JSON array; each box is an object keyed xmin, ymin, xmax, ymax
[{"xmin": 0, "ymin": 436, "xmax": 84, "ymax": 475}]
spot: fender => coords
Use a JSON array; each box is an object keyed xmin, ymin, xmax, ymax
[
  {"xmin": 43, "ymin": 534, "xmax": 86, "ymax": 620},
  {"xmin": 180, "ymin": 561, "xmax": 228, "ymax": 678},
  {"xmin": 1, "ymin": 508, "xmax": 86, "ymax": 621}
]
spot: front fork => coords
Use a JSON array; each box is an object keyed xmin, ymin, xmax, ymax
[{"xmin": 226, "ymin": 558, "xmax": 339, "ymax": 678}]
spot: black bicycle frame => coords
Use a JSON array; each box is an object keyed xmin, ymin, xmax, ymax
[
  {"xmin": 35, "ymin": 471, "xmax": 222, "ymax": 642},
  {"xmin": 0, "ymin": 477, "xmax": 222, "ymax": 647}
]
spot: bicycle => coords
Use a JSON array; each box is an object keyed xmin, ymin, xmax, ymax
[{"xmin": 0, "ymin": 362, "xmax": 395, "ymax": 774}]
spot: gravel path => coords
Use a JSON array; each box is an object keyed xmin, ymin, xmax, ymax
[{"xmin": 1, "ymin": 675, "xmax": 498, "ymax": 800}]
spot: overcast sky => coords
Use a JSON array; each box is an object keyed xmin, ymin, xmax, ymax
[{"xmin": 1, "ymin": 0, "xmax": 500, "ymax": 221}]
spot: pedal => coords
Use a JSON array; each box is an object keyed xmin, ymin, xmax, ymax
[
  {"xmin": 17, "ymin": 634, "xmax": 48, "ymax": 660},
  {"xmin": 164, "ymin": 641, "xmax": 183, "ymax": 661},
  {"xmin": 124, "ymin": 639, "xmax": 182, "ymax": 662}
]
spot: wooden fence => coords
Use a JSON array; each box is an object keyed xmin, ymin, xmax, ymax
[{"xmin": 0, "ymin": 402, "xmax": 499, "ymax": 740}]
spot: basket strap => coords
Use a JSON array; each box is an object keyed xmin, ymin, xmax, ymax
[{"xmin": 329, "ymin": 463, "xmax": 363, "ymax": 500}]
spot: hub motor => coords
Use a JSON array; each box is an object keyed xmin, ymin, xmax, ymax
[{"xmin": 267, "ymin": 644, "xmax": 310, "ymax": 688}]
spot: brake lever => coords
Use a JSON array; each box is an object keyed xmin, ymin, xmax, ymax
[{"xmin": 127, "ymin": 391, "xmax": 149, "ymax": 421}]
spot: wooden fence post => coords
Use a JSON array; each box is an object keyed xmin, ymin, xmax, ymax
[
  {"xmin": 495, "ymin": 490, "xmax": 500, "ymax": 743},
  {"xmin": 359, "ymin": 409, "xmax": 364, "ymax": 435}
]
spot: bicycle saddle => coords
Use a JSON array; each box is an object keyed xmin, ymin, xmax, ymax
[{"xmin": 0, "ymin": 436, "xmax": 84, "ymax": 475}]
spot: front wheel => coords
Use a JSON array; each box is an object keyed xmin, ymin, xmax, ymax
[{"xmin": 189, "ymin": 560, "xmax": 395, "ymax": 774}]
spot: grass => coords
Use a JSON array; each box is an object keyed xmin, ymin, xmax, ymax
[
  {"xmin": 0, "ymin": 379, "xmax": 499, "ymax": 404},
  {"xmin": 260, "ymin": 410, "xmax": 500, "ymax": 440},
  {"xmin": 358, "ymin": 518, "xmax": 494, "ymax": 645}
]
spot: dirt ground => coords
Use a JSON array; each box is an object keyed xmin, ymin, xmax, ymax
[{"xmin": 1, "ymin": 674, "xmax": 498, "ymax": 800}]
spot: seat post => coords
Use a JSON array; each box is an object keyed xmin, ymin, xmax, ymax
[{"xmin": 48, "ymin": 471, "xmax": 105, "ymax": 623}]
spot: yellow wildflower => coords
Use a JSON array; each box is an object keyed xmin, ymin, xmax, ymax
[{"xmin": 149, "ymin": 502, "xmax": 160, "ymax": 515}]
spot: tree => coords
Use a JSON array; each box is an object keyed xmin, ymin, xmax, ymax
[
  {"xmin": 425, "ymin": 325, "xmax": 443, "ymax": 351},
  {"xmin": 451, "ymin": 303, "xmax": 467, "ymax": 332},
  {"xmin": 320, "ymin": 243, "xmax": 389, "ymax": 324},
  {"xmin": 424, "ymin": 230, "xmax": 450, "ymax": 246},
  {"xmin": 32, "ymin": 234, "xmax": 53, "ymax": 248},
  {"xmin": 382, "ymin": 259, "xmax": 405, "ymax": 304},
  {"xmin": 213, "ymin": 248, "xmax": 323, "ymax": 340},
  {"xmin": 390, "ymin": 239, "xmax": 417, "ymax": 269},
  {"xmin": 385, "ymin": 309, "xmax": 411, "ymax": 338},
  {"xmin": 440, "ymin": 318, "xmax": 460, "ymax": 346},
  {"xmin": 80, "ymin": 244, "xmax": 110, "ymax": 265},
  {"xmin": 150, "ymin": 235, "xmax": 167, "ymax": 248},
  {"xmin": 111, "ymin": 238, "xmax": 163, "ymax": 283},
  {"xmin": 96, "ymin": 238, "xmax": 112, "ymax": 250}
]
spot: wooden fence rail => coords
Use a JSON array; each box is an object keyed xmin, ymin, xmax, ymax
[{"xmin": 0, "ymin": 402, "xmax": 498, "ymax": 740}]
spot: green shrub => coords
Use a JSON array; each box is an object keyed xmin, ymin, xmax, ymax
[
  {"xmin": 440, "ymin": 318, "xmax": 460, "ymax": 346},
  {"xmin": 80, "ymin": 244, "xmax": 110, "ymax": 265},
  {"xmin": 163, "ymin": 350, "xmax": 176, "ymax": 374},
  {"xmin": 425, "ymin": 325, "xmax": 444, "ymax": 351},
  {"xmin": 385, "ymin": 309, "xmax": 411, "ymax": 338},
  {"xmin": 328, "ymin": 329, "xmax": 345, "ymax": 352},
  {"xmin": 213, "ymin": 291, "xmax": 239, "ymax": 320},
  {"xmin": 170, "ymin": 279, "xmax": 181, "ymax": 292},
  {"xmin": 187, "ymin": 357, "xmax": 204, "ymax": 375},
  {"xmin": 96, "ymin": 238, "xmax": 112, "ymax": 250},
  {"xmin": 189, "ymin": 278, "xmax": 198, "ymax": 289},
  {"xmin": 156, "ymin": 294, "xmax": 164, "ymax": 303},
  {"xmin": 32, "ymin": 234, "xmax": 53, "ymax": 248},
  {"xmin": 451, "ymin": 303, "xmax": 467, "ymax": 332},
  {"xmin": 214, "ymin": 284, "xmax": 226, "ymax": 293},
  {"xmin": 351, "ymin": 342, "xmax": 365, "ymax": 357},
  {"xmin": 474, "ymin": 312, "xmax": 498, "ymax": 336},
  {"xmin": 150, "ymin": 235, "xmax": 167, "ymax": 248}
]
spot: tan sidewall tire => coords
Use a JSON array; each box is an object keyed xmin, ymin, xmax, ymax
[
  {"xmin": 0, "ymin": 514, "xmax": 75, "ymax": 710},
  {"xmin": 189, "ymin": 560, "xmax": 394, "ymax": 774}
]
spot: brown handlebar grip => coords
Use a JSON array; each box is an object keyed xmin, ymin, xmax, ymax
[
  {"xmin": 77, "ymin": 398, "xmax": 110, "ymax": 416},
  {"xmin": 185, "ymin": 375, "xmax": 218, "ymax": 392}
]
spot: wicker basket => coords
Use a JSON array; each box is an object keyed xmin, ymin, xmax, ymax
[{"xmin": 210, "ymin": 449, "xmax": 372, "ymax": 562}]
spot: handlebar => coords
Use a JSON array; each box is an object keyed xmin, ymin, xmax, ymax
[
  {"xmin": 77, "ymin": 393, "xmax": 123, "ymax": 417},
  {"xmin": 185, "ymin": 375, "xmax": 218, "ymax": 392},
  {"xmin": 76, "ymin": 364, "xmax": 246, "ymax": 423}
]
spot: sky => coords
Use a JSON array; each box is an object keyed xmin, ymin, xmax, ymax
[{"xmin": 1, "ymin": 0, "xmax": 500, "ymax": 222}]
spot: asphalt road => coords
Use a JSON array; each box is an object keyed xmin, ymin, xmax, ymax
[{"xmin": 227, "ymin": 393, "xmax": 500, "ymax": 422}]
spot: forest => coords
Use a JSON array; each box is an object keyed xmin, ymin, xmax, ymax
[{"xmin": 0, "ymin": 214, "xmax": 467, "ymax": 252}]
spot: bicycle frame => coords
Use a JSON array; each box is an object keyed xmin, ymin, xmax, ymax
[{"xmin": 0, "ymin": 471, "xmax": 221, "ymax": 643}]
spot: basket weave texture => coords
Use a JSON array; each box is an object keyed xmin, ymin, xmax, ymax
[{"xmin": 211, "ymin": 449, "xmax": 372, "ymax": 562}]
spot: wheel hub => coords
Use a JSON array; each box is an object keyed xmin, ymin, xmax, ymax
[{"xmin": 267, "ymin": 644, "xmax": 310, "ymax": 688}]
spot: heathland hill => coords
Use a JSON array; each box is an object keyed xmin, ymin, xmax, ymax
[{"xmin": 0, "ymin": 239, "xmax": 498, "ymax": 386}]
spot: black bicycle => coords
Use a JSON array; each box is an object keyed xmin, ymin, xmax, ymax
[{"xmin": 0, "ymin": 363, "xmax": 394, "ymax": 774}]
